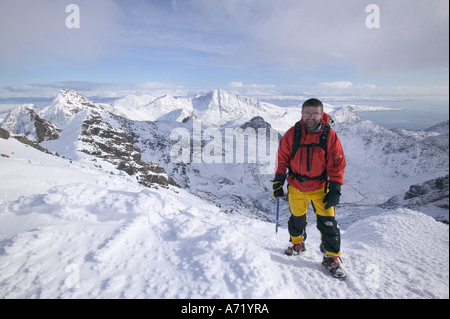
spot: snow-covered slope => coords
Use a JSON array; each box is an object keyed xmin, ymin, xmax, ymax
[
  {"xmin": 3, "ymin": 90, "xmax": 448, "ymax": 214},
  {"xmin": 2, "ymin": 90, "xmax": 448, "ymax": 218},
  {"xmin": 113, "ymin": 93, "xmax": 188, "ymax": 123},
  {"xmin": 0, "ymin": 136, "xmax": 448, "ymax": 298},
  {"xmin": 115, "ymin": 102, "xmax": 448, "ymax": 221},
  {"xmin": 0, "ymin": 89, "xmax": 448, "ymax": 299},
  {"xmin": 335, "ymin": 119, "xmax": 448, "ymax": 205},
  {"xmin": 382, "ymin": 174, "xmax": 449, "ymax": 223},
  {"xmin": 392, "ymin": 120, "xmax": 449, "ymax": 152}
]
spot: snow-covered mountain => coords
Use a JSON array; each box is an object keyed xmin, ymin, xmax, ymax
[
  {"xmin": 1, "ymin": 104, "xmax": 61, "ymax": 143},
  {"xmin": 335, "ymin": 119, "xmax": 448, "ymax": 206},
  {"xmin": 40, "ymin": 89, "xmax": 107, "ymax": 127},
  {"xmin": 2, "ymin": 89, "xmax": 448, "ymax": 218},
  {"xmin": 0, "ymin": 89, "xmax": 448, "ymax": 299},
  {"xmin": 3, "ymin": 90, "xmax": 177, "ymax": 188},
  {"xmin": 113, "ymin": 89, "xmax": 301, "ymax": 131},
  {"xmin": 392, "ymin": 120, "xmax": 449, "ymax": 152}
]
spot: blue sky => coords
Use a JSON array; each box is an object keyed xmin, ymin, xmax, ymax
[{"xmin": 0, "ymin": 0, "xmax": 448, "ymax": 105}]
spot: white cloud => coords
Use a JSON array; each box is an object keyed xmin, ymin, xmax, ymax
[
  {"xmin": 359, "ymin": 84, "xmax": 377, "ymax": 89},
  {"xmin": 1, "ymin": 0, "xmax": 447, "ymax": 74},
  {"xmin": 247, "ymin": 84, "xmax": 276, "ymax": 89},
  {"xmin": 318, "ymin": 82, "xmax": 377, "ymax": 90},
  {"xmin": 136, "ymin": 82, "xmax": 182, "ymax": 90},
  {"xmin": 229, "ymin": 82, "xmax": 275, "ymax": 89},
  {"xmin": 320, "ymin": 81, "xmax": 353, "ymax": 89},
  {"xmin": 0, "ymin": 0, "xmax": 124, "ymax": 63},
  {"xmin": 0, "ymin": 81, "xmax": 189, "ymax": 103},
  {"xmin": 4, "ymin": 82, "xmax": 109, "ymax": 92},
  {"xmin": 0, "ymin": 0, "xmax": 447, "ymax": 98},
  {"xmin": 229, "ymin": 82, "xmax": 243, "ymax": 88},
  {"xmin": 155, "ymin": 0, "xmax": 449, "ymax": 73}
]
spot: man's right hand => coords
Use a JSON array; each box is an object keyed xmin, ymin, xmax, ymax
[{"xmin": 272, "ymin": 174, "xmax": 286, "ymax": 199}]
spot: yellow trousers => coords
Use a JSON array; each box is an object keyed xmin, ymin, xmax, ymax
[{"xmin": 288, "ymin": 185, "xmax": 341, "ymax": 257}]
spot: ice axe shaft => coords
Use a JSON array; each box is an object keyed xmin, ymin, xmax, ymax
[{"xmin": 275, "ymin": 198, "xmax": 279, "ymax": 234}]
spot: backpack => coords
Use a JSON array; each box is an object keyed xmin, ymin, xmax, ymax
[{"xmin": 288, "ymin": 119, "xmax": 333, "ymax": 190}]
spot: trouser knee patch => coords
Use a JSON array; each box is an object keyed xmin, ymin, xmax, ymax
[
  {"xmin": 288, "ymin": 214, "xmax": 307, "ymax": 239},
  {"xmin": 316, "ymin": 215, "xmax": 341, "ymax": 255}
]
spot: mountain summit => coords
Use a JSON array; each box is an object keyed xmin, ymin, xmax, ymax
[
  {"xmin": 39, "ymin": 89, "xmax": 113, "ymax": 128},
  {"xmin": 112, "ymin": 89, "xmax": 300, "ymax": 130}
]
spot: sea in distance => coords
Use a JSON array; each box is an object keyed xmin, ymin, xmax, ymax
[
  {"xmin": 263, "ymin": 97, "xmax": 449, "ymax": 131},
  {"xmin": 344, "ymin": 98, "xmax": 448, "ymax": 130}
]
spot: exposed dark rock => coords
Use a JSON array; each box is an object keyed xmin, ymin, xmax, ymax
[
  {"xmin": 381, "ymin": 175, "xmax": 449, "ymax": 223},
  {"xmin": 33, "ymin": 111, "xmax": 62, "ymax": 142},
  {"xmin": 0, "ymin": 128, "xmax": 10, "ymax": 139},
  {"xmin": 13, "ymin": 135, "xmax": 53, "ymax": 154},
  {"xmin": 79, "ymin": 114, "xmax": 178, "ymax": 188}
]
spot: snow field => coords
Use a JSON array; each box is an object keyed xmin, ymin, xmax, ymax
[{"xmin": 1, "ymin": 134, "xmax": 449, "ymax": 299}]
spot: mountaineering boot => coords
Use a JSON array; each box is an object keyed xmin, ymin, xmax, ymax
[
  {"xmin": 285, "ymin": 242, "xmax": 306, "ymax": 256},
  {"xmin": 322, "ymin": 255, "xmax": 346, "ymax": 280}
]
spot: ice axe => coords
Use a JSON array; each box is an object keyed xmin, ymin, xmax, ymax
[
  {"xmin": 271, "ymin": 187, "xmax": 281, "ymax": 234},
  {"xmin": 275, "ymin": 197, "xmax": 280, "ymax": 234}
]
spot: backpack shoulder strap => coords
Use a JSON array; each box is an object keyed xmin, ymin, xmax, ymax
[
  {"xmin": 319, "ymin": 122, "xmax": 331, "ymax": 154},
  {"xmin": 291, "ymin": 121, "xmax": 302, "ymax": 159},
  {"xmin": 292, "ymin": 120, "xmax": 331, "ymax": 157}
]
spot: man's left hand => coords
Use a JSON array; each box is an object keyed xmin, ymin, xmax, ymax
[{"xmin": 323, "ymin": 182, "xmax": 342, "ymax": 209}]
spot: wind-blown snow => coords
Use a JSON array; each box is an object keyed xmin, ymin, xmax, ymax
[{"xmin": 0, "ymin": 137, "xmax": 448, "ymax": 299}]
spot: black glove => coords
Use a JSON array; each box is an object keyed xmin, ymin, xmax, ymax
[
  {"xmin": 272, "ymin": 174, "xmax": 286, "ymax": 200},
  {"xmin": 323, "ymin": 182, "xmax": 341, "ymax": 209}
]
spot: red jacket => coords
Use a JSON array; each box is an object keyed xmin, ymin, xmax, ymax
[{"xmin": 275, "ymin": 112, "xmax": 346, "ymax": 192}]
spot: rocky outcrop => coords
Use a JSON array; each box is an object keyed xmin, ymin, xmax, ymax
[
  {"xmin": 0, "ymin": 127, "xmax": 10, "ymax": 139},
  {"xmin": 381, "ymin": 174, "xmax": 449, "ymax": 222},
  {"xmin": 1, "ymin": 105, "xmax": 61, "ymax": 142},
  {"xmin": 79, "ymin": 115, "xmax": 178, "ymax": 188}
]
